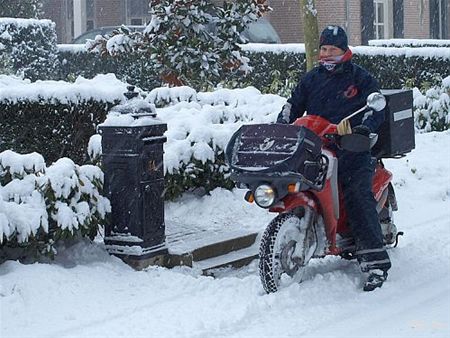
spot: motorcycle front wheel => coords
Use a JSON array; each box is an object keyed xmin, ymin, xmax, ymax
[{"xmin": 258, "ymin": 207, "xmax": 317, "ymax": 294}]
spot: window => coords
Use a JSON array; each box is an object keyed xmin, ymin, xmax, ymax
[
  {"xmin": 430, "ymin": 0, "xmax": 448, "ymax": 38},
  {"xmin": 86, "ymin": 0, "xmax": 95, "ymax": 31},
  {"xmin": 86, "ymin": 0, "xmax": 95, "ymax": 18},
  {"xmin": 66, "ymin": 0, "xmax": 74, "ymax": 42},
  {"xmin": 67, "ymin": 0, "xmax": 73, "ymax": 19},
  {"xmin": 130, "ymin": 18, "xmax": 143, "ymax": 25},
  {"xmin": 125, "ymin": 0, "xmax": 151, "ymax": 25},
  {"xmin": 86, "ymin": 20, "xmax": 94, "ymax": 31},
  {"xmin": 373, "ymin": 0, "xmax": 393, "ymax": 39}
]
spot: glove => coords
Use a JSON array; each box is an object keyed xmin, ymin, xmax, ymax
[
  {"xmin": 352, "ymin": 125, "xmax": 371, "ymax": 137},
  {"xmin": 336, "ymin": 119, "xmax": 352, "ymax": 135}
]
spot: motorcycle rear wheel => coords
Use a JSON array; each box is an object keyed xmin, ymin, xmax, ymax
[{"xmin": 258, "ymin": 208, "xmax": 317, "ymax": 293}]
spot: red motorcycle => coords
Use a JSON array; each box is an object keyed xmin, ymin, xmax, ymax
[{"xmin": 226, "ymin": 93, "xmax": 402, "ymax": 293}]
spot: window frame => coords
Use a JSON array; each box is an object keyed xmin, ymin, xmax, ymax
[{"xmin": 373, "ymin": 0, "xmax": 393, "ymax": 39}]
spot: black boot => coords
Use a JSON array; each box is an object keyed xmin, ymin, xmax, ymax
[{"xmin": 363, "ymin": 269, "xmax": 388, "ymax": 291}]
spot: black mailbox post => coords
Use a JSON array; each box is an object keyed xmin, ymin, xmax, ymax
[{"xmin": 99, "ymin": 87, "xmax": 168, "ymax": 268}]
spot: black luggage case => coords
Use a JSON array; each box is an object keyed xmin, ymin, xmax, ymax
[{"xmin": 372, "ymin": 89, "xmax": 415, "ymax": 158}]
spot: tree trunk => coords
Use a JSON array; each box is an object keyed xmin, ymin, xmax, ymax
[{"xmin": 300, "ymin": 0, "xmax": 319, "ymax": 71}]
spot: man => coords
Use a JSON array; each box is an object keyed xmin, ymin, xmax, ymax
[{"xmin": 277, "ymin": 25, "xmax": 391, "ymax": 291}]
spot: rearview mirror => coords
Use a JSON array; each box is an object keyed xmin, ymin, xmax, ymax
[{"xmin": 367, "ymin": 92, "xmax": 386, "ymax": 111}]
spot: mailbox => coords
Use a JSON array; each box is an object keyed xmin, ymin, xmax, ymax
[{"xmin": 99, "ymin": 86, "xmax": 168, "ymax": 263}]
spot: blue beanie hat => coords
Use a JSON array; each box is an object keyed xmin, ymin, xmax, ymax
[{"xmin": 319, "ymin": 25, "xmax": 348, "ymax": 51}]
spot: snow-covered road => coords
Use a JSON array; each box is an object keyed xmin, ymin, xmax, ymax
[{"xmin": 1, "ymin": 131, "xmax": 449, "ymax": 338}]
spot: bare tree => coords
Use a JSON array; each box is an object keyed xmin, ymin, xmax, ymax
[{"xmin": 300, "ymin": 0, "xmax": 319, "ymax": 71}]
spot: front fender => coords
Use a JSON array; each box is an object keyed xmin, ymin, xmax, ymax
[{"xmin": 269, "ymin": 191, "xmax": 318, "ymax": 213}]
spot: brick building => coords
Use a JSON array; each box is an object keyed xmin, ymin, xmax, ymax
[
  {"xmin": 269, "ymin": 0, "xmax": 450, "ymax": 45},
  {"xmin": 41, "ymin": 0, "xmax": 449, "ymax": 44}
]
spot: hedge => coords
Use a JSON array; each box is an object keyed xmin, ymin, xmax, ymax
[
  {"xmin": 0, "ymin": 74, "xmax": 127, "ymax": 164},
  {"xmin": 369, "ymin": 38, "xmax": 450, "ymax": 47},
  {"xmin": 58, "ymin": 44, "xmax": 163, "ymax": 89},
  {"xmin": 56, "ymin": 43, "xmax": 450, "ymax": 93},
  {"xmin": 241, "ymin": 44, "xmax": 450, "ymax": 92},
  {"xmin": 0, "ymin": 17, "xmax": 59, "ymax": 81}
]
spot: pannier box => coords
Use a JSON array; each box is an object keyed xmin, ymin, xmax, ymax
[
  {"xmin": 372, "ymin": 89, "xmax": 415, "ymax": 158},
  {"xmin": 226, "ymin": 124, "xmax": 322, "ymax": 179}
]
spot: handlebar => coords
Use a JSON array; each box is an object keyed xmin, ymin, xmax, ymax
[{"xmin": 324, "ymin": 132, "xmax": 377, "ymax": 152}]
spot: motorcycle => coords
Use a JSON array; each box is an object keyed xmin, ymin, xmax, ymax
[{"xmin": 225, "ymin": 93, "xmax": 402, "ymax": 293}]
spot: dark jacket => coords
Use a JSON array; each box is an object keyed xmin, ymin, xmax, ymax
[{"xmin": 277, "ymin": 61, "xmax": 384, "ymax": 132}]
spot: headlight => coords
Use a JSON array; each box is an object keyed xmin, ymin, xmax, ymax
[{"xmin": 254, "ymin": 184, "xmax": 276, "ymax": 208}]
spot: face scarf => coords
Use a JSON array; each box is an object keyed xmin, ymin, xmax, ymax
[{"xmin": 319, "ymin": 49, "xmax": 353, "ymax": 72}]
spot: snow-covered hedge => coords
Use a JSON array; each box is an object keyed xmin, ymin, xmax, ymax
[
  {"xmin": 58, "ymin": 45, "xmax": 161, "ymax": 92},
  {"xmin": 242, "ymin": 44, "xmax": 450, "ymax": 92},
  {"xmin": 2, "ymin": 74, "xmax": 447, "ymax": 202},
  {"xmin": 56, "ymin": 43, "xmax": 450, "ymax": 93},
  {"xmin": 0, "ymin": 74, "xmax": 127, "ymax": 164},
  {"xmin": 369, "ymin": 38, "xmax": 450, "ymax": 48},
  {"xmin": 0, "ymin": 17, "xmax": 58, "ymax": 81},
  {"xmin": 413, "ymin": 76, "xmax": 450, "ymax": 131},
  {"xmin": 127, "ymin": 84, "xmax": 449, "ymax": 199},
  {"xmin": 100, "ymin": 86, "xmax": 284, "ymax": 199},
  {"xmin": 0, "ymin": 150, "xmax": 111, "ymax": 262}
]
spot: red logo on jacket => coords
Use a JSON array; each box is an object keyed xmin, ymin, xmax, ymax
[{"xmin": 343, "ymin": 85, "xmax": 358, "ymax": 98}]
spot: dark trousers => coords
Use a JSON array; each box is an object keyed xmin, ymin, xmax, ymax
[{"xmin": 338, "ymin": 150, "xmax": 391, "ymax": 273}]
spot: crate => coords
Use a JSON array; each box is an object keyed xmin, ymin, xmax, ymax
[{"xmin": 372, "ymin": 89, "xmax": 415, "ymax": 158}]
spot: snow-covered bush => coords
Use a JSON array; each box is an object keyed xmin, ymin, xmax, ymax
[
  {"xmin": 58, "ymin": 43, "xmax": 162, "ymax": 91},
  {"xmin": 101, "ymin": 86, "xmax": 284, "ymax": 199},
  {"xmin": 100, "ymin": 86, "xmax": 282, "ymax": 198},
  {"xmin": 0, "ymin": 150, "xmax": 111, "ymax": 262},
  {"xmin": 0, "ymin": 0, "xmax": 43, "ymax": 18},
  {"xmin": 58, "ymin": 43, "xmax": 449, "ymax": 95},
  {"xmin": 0, "ymin": 45, "xmax": 13, "ymax": 74},
  {"xmin": 0, "ymin": 17, "xmax": 58, "ymax": 81},
  {"xmin": 351, "ymin": 46, "xmax": 450, "ymax": 89},
  {"xmin": 369, "ymin": 39, "xmax": 450, "ymax": 48},
  {"xmin": 0, "ymin": 74, "xmax": 128, "ymax": 164},
  {"xmin": 241, "ymin": 44, "xmax": 450, "ymax": 94},
  {"xmin": 87, "ymin": 0, "xmax": 270, "ymax": 90},
  {"xmin": 413, "ymin": 76, "xmax": 450, "ymax": 131}
]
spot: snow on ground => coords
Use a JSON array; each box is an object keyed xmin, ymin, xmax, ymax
[{"xmin": 1, "ymin": 131, "xmax": 450, "ymax": 338}]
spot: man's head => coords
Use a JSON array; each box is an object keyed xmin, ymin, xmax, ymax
[{"xmin": 319, "ymin": 25, "xmax": 348, "ymax": 59}]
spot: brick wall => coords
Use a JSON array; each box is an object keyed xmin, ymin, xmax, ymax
[
  {"xmin": 42, "ymin": 0, "xmax": 446, "ymax": 44},
  {"xmin": 316, "ymin": 0, "xmax": 363, "ymax": 45},
  {"xmin": 403, "ymin": 0, "xmax": 430, "ymax": 38},
  {"xmin": 347, "ymin": 0, "xmax": 363, "ymax": 45},
  {"xmin": 42, "ymin": 0, "xmax": 67, "ymax": 43},
  {"xmin": 268, "ymin": 0, "xmax": 303, "ymax": 43},
  {"xmin": 268, "ymin": 0, "xmax": 362, "ymax": 45}
]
